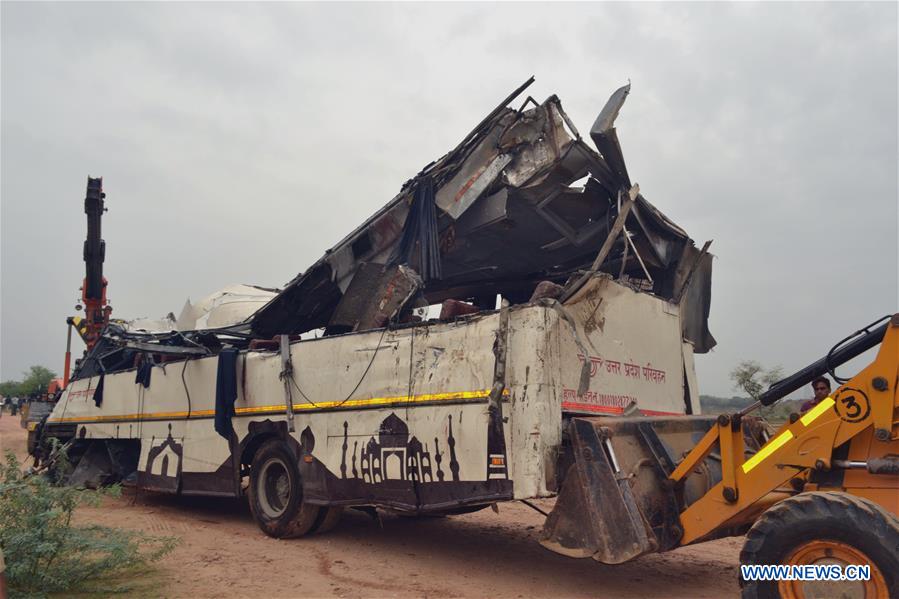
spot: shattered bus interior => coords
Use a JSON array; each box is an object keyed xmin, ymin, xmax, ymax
[{"xmin": 71, "ymin": 77, "xmax": 714, "ymax": 384}]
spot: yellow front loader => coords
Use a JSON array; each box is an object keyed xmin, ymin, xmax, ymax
[{"xmin": 542, "ymin": 314, "xmax": 899, "ymax": 598}]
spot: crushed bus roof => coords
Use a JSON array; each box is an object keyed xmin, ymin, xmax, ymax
[{"xmin": 248, "ymin": 79, "xmax": 714, "ymax": 352}]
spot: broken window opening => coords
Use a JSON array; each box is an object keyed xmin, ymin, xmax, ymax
[{"xmin": 351, "ymin": 233, "xmax": 373, "ymax": 260}]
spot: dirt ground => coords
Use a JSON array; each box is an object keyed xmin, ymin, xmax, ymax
[{"xmin": 0, "ymin": 415, "xmax": 743, "ymax": 598}]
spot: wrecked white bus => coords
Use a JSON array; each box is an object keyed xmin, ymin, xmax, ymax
[{"xmin": 34, "ymin": 80, "xmax": 722, "ymax": 541}]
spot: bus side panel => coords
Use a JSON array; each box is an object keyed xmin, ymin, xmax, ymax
[
  {"xmin": 269, "ymin": 315, "xmax": 512, "ymax": 510},
  {"xmin": 559, "ymin": 278, "xmax": 689, "ymax": 417},
  {"xmin": 507, "ymin": 306, "xmax": 563, "ymax": 499}
]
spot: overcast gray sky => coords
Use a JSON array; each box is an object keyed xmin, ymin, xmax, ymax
[{"xmin": 2, "ymin": 2, "xmax": 896, "ymax": 398}]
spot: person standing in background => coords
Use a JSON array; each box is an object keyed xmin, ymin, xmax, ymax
[{"xmin": 801, "ymin": 377, "xmax": 832, "ymax": 412}]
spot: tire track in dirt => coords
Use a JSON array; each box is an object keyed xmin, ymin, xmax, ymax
[
  {"xmin": 134, "ymin": 511, "xmax": 198, "ymax": 534},
  {"xmin": 310, "ymin": 545, "xmax": 460, "ymax": 597}
]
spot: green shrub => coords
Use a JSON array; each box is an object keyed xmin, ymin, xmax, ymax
[{"xmin": 0, "ymin": 448, "xmax": 177, "ymax": 598}]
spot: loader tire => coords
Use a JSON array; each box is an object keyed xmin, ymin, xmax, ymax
[
  {"xmin": 248, "ymin": 439, "xmax": 322, "ymax": 538},
  {"xmin": 739, "ymin": 491, "xmax": 899, "ymax": 599}
]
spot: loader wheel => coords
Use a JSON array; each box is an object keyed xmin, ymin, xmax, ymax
[
  {"xmin": 248, "ymin": 439, "xmax": 322, "ymax": 538},
  {"xmin": 740, "ymin": 491, "xmax": 899, "ymax": 599}
]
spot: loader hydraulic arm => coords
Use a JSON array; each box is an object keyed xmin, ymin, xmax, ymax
[{"xmin": 671, "ymin": 314, "xmax": 899, "ymax": 546}]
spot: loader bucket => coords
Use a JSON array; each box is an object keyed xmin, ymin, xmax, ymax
[
  {"xmin": 541, "ymin": 415, "xmax": 761, "ymax": 564},
  {"xmin": 540, "ymin": 417, "xmax": 658, "ymax": 563}
]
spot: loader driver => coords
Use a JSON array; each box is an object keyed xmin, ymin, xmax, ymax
[{"xmin": 801, "ymin": 376, "xmax": 831, "ymax": 412}]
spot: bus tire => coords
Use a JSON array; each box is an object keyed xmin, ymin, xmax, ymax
[
  {"xmin": 739, "ymin": 491, "xmax": 899, "ymax": 599},
  {"xmin": 314, "ymin": 507, "xmax": 344, "ymax": 534},
  {"xmin": 248, "ymin": 439, "xmax": 321, "ymax": 538}
]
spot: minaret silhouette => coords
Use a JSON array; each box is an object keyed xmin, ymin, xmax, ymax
[
  {"xmin": 340, "ymin": 421, "xmax": 348, "ymax": 478},
  {"xmin": 434, "ymin": 437, "xmax": 444, "ymax": 482},
  {"xmin": 448, "ymin": 414, "xmax": 460, "ymax": 482}
]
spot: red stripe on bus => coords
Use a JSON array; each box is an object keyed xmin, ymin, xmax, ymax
[{"xmin": 561, "ymin": 402, "xmax": 682, "ymax": 416}]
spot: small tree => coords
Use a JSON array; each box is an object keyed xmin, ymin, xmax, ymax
[
  {"xmin": 0, "ymin": 380, "xmax": 22, "ymax": 398},
  {"xmin": 18, "ymin": 365, "xmax": 57, "ymax": 397},
  {"xmin": 730, "ymin": 360, "xmax": 786, "ymax": 422},
  {"xmin": 730, "ymin": 360, "xmax": 783, "ymax": 401}
]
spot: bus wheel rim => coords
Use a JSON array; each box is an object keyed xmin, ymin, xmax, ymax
[{"xmin": 258, "ymin": 457, "xmax": 290, "ymax": 518}]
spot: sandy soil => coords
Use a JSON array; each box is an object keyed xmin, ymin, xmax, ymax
[{"xmin": 0, "ymin": 415, "xmax": 743, "ymax": 598}]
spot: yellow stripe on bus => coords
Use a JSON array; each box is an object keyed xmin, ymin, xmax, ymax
[
  {"xmin": 47, "ymin": 388, "xmax": 507, "ymax": 424},
  {"xmin": 741, "ymin": 430, "xmax": 794, "ymax": 474}
]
